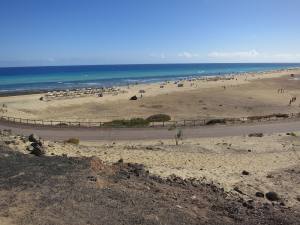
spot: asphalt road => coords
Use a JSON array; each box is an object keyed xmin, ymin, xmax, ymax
[{"xmin": 1, "ymin": 119, "xmax": 300, "ymax": 141}]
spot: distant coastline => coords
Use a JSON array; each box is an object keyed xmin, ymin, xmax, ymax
[{"xmin": 0, "ymin": 63, "xmax": 299, "ymax": 94}]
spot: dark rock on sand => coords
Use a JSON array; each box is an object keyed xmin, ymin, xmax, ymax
[
  {"xmin": 28, "ymin": 134, "xmax": 40, "ymax": 143},
  {"xmin": 255, "ymin": 192, "xmax": 265, "ymax": 198},
  {"xmin": 30, "ymin": 140, "xmax": 45, "ymax": 156},
  {"xmin": 31, "ymin": 145, "xmax": 45, "ymax": 156},
  {"xmin": 242, "ymin": 170, "xmax": 250, "ymax": 175},
  {"xmin": 248, "ymin": 133, "xmax": 264, "ymax": 137},
  {"xmin": 87, "ymin": 176, "xmax": 97, "ymax": 182},
  {"xmin": 266, "ymin": 192, "xmax": 280, "ymax": 201},
  {"xmin": 130, "ymin": 95, "xmax": 138, "ymax": 100},
  {"xmin": 233, "ymin": 186, "xmax": 244, "ymax": 195}
]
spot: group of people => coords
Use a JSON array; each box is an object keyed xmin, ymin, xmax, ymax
[{"xmin": 276, "ymin": 88, "xmax": 298, "ymax": 106}]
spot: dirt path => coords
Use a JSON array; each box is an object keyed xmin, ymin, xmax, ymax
[{"xmin": 1, "ymin": 120, "xmax": 300, "ymax": 141}]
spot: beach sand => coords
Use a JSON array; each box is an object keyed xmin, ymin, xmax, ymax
[{"xmin": 0, "ymin": 68, "xmax": 300, "ymax": 122}]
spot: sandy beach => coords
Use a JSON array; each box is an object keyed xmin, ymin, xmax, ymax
[{"xmin": 1, "ymin": 68, "xmax": 300, "ymax": 122}]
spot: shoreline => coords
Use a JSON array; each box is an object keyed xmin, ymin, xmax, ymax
[{"xmin": 0, "ymin": 67, "xmax": 299, "ymax": 97}]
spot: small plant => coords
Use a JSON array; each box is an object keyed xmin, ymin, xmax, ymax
[
  {"xmin": 206, "ymin": 119, "xmax": 226, "ymax": 125},
  {"xmin": 64, "ymin": 138, "xmax": 80, "ymax": 145},
  {"xmin": 290, "ymin": 132, "xmax": 297, "ymax": 137},
  {"xmin": 146, "ymin": 114, "xmax": 171, "ymax": 122},
  {"xmin": 174, "ymin": 128, "xmax": 183, "ymax": 146},
  {"xmin": 104, "ymin": 118, "xmax": 150, "ymax": 127},
  {"xmin": 56, "ymin": 122, "xmax": 69, "ymax": 127}
]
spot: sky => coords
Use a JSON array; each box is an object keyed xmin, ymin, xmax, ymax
[{"xmin": 0, "ymin": 0, "xmax": 300, "ymax": 67}]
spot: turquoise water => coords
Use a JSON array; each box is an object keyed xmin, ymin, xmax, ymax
[{"xmin": 0, "ymin": 63, "xmax": 299, "ymax": 93}]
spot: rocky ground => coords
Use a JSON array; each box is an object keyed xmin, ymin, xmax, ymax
[{"xmin": 0, "ymin": 130, "xmax": 300, "ymax": 224}]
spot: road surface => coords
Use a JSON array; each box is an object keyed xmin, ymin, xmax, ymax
[{"xmin": 1, "ymin": 119, "xmax": 300, "ymax": 141}]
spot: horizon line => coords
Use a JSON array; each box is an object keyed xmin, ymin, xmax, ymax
[{"xmin": 1, "ymin": 62, "xmax": 300, "ymax": 69}]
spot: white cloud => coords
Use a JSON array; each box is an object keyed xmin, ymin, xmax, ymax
[
  {"xmin": 178, "ymin": 52, "xmax": 199, "ymax": 59},
  {"xmin": 149, "ymin": 52, "xmax": 167, "ymax": 59},
  {"xmin": 208, "ymin": 50, "xmax": 259, "ymax": 58},
  {"xmin": 160, "ymin": 53, "xmax": 166, "ymax": 59},
  {"xmin": 271, "ymin": 53, "xmax": 300, "ymax": 60},
  {"xmin": 208, "ymin": 50, "xmax": 300, "ymax": 62}
]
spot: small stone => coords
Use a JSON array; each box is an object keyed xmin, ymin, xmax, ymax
[
  {"xmin": 242, "ymin": 170, "xmax": 250, "ymax": 175},
  {"xmin": 279, "ymin": 202, "xmax": 285, "ymax": 206},
  {"xmin": 31, "ymin": 145, "xmax": 45, "ymax": 156},
  {"xmin": 4, "ymin": 140, "xmax": 13, "ymax": 145},
  {"xmin": 233, "ymin": 187, "xmax": 244, "ymax": 195},
  {"xmin": 87, "ymin": 176, "xmax": 97, "ymax": 182},
  {"xmin": 266, "ymin": 192, "xmax": 280, "ymax": 201},
  {"xmin": 255, "ymin": 192, "xmax": 264, "ymax": 198},
  {"xmin": 129, "ymin": 95, "xmax": 138, "ymax": 100},
  {"xmin": 248, "ymin": 133, "xmax": 263, "ymax": 137},
  {"xmin": 28, "ymin": 134, "xmax": 40, "ymax": 143}
]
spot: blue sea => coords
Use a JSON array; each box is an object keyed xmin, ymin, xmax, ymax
[{"xmin": 0, "ymin": 63, "xmax": 299, "ymax": 93}]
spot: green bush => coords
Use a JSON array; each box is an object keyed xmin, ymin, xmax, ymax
[
  {"xmin": 205, "ymin": 119, "xmax": 226, "ymax": 125},
  {"xmin": 104, "ymin": 118, "xmax": 150, "ymax": 127},
  {"xmin": 146, "ymin": 114, "xmax": 171, "ymax": 122},
  {"xmin": 64, "ymin": 138, "xmax": 80, "ymax": 145},
  {"xmin": 56, "ymin": 123, "xmax": 69, "ymax": 127}
]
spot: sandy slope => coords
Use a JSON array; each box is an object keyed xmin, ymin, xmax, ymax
[
  {"xmin": 1, "ymin": 144, "xmax": 299, "ymax": 225},
  {"xmin": 2, "ymin": 130, "xmax": 300, "ymax": 209}
]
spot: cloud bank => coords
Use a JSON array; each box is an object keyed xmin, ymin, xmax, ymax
[
  {"xmin": 208, "ymin": 50, "xmax": 300, "ymax": 62},
  {"xmin": 208, "ymin": 50, "xmax": 259, "ymax": 58},
  {"xmin": 177, "ymin": 52, "xmax": 199, "ymax": 59}
]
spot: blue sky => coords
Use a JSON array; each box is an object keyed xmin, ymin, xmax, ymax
[{"xmin": 0, "ymin": 0, "xmax": 300, "ymax": 67}]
